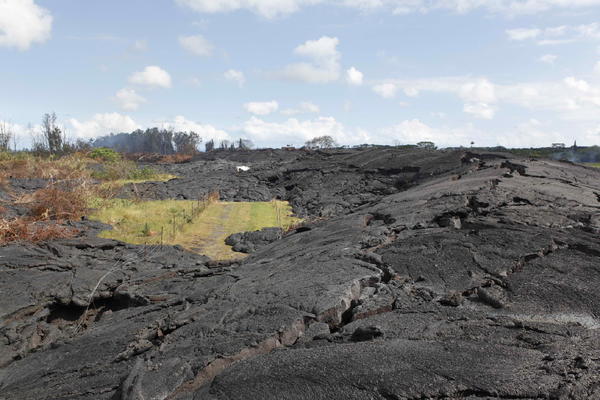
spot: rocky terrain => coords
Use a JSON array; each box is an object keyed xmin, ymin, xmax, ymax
[{"xmin": 1, "ymin": 147, "xmax": 600, "ymax": 399}]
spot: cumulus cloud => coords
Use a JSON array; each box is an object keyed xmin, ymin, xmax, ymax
[
  {"xmin": 506, "ymin": 28, "xmax": 541, "ymax": 41},
  {"xmin": 594, "ymin": 60, "xmax": 600, "ymax": 74},
  {"xmin": 382, "ymin": 119, "xmax": 475, "ymax": 148},
  {"xmin": 175, "ymin": 0, "xmax": 323, "ymax": 18},
  {"xmin": 281, "ymin": 36, "xmax": 341, "ymax": 83},
  {"xmin": 0, "ymin": 120, "xmax": 29, "ymax": 148},
  {"xmin": 242, "ymin": 116, "xmax": 371, "ymax": 147},
  {"xmin": 495, "ymin": 119, "xmax": 565, "ymax": 148},
  {"xmin": 69, "ymin": 114, "xmax": 229, "ymax": 142},
  {"xmin": 506, "ymin": 22, "xmax": 600, "ymax": 45},
  {"xmin": 373, "ymin": 77, "xmax": 498, "ymax": 118},
  {"xmin": 0, "ymin": 0, "xmax": 52, "ymax": 50},
  {"xmin": 114, "ymin": 88, "xmax": 147, "ymax": 111},
  {"xmin": 463, "ymin": 102, "xmax": 496, "ymax": 119},
  {"xmin": 496, "ymin": 77, "xmax": 600, "ymax": 121},
  {"xmin": 244, "ymin": 101, "xmax": 279, "ymax": 115},
  {"xmin": 224, "ymin": 69, "xmax": 246, "ymax": 87},
  {"xmin": 372, "ymin": 75, "xmax": 600, "ymax": 121},
  {"xmin": 69, "ymin": 113, "xmax": 141, "ymax": 139},
  {"xmin": 458, "ymin": 78, "xmax": 496, "ymax": 103},
  {"xmin": 156, "ymin": 116, "xmax": 230, "ymax": 142},
  {"xmin": 179, "ymin": 34, "xmax": 213, "ymax": 56},
  {"xmin": 176, "ymin": 0, "xmax": 600, "ymax": 18},
  {"xmin": 281, "ymin": 101, "xmax": 320, "ymax": 115},
  {"xmin": 129, "ymin": 66, "xmax": 172, "ymax": 88},
  {"xmin": 346, "ymin": 67, "xmax": 364, "ymax": 86},
  {"xmin": 372, "ymin": 83, "xmax": 399, "ymax": 98},
  {"xmin": 539, "ymin": 54, "xmax": 558, "ymax": 64}
]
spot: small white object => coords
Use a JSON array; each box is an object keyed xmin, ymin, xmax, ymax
[{"xmin": 236, "ymin": 166, "xmax": 250, "ymax": 172}]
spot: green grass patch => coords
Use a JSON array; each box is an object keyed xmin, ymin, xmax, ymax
[
  {"xmin": 89, "ymin": 200, "xmax": 300, "ymax": 260},
  {"xmin": 89, "ymin": 147, "xmax": 121, "ymax": 162},
  {"xmin": 90, "ymin": 160, "xmax": 173, "ymax": 183},
  {"xmin": 585, "ymin": 163, "xmax": 600, "ymax": 168},
  {"xmin": 98, "ymin": 173, "xmax": 176, "ymax": 188}
]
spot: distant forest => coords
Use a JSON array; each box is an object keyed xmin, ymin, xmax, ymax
[{"xmin": 92, "ymin": 128, "xmax": 254, "ymax": 155}]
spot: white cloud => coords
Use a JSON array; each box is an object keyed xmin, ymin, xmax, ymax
[
  {"xmin": 506, "ymin": 22, "xmax": 600, "ymax": 45},
  {"xmin": 0, "ymin": 0, "xmax": 52, "ymax": 50},
  {"xmin": 346, "ymin": 67, "xmax": 364, "ymax": 86},
  {"xmin": 156, "ymin": 116, "xmax": 230, "ymax": 142},
  {"xmin": 496, "ymin": 77, "xmax": 600, "ymax": 120},
  {"xmin": 372, "ymin": 75, "xmax": 600, "ymax": 121},
  {"xmin": 463, "ymin": 102, "xmax": 496, "ymax": 119},
  {"xmin": 373, "ymin": 83, "xmax": 399, "ymax": 98},
  {"xmin": 564, "ymin": 76, "xmax": 590, "ymax": 92},
  {"xmin": 506, "ymin": 28, "xmax": 541, "ymax": 41},
  {"xmin": 175, "ymin": 0, "xmax": 323, "ymax": 18},
  {"xmin": 0, "ymin": 120, "xmax": 29, "ymax": 148},
  {"xmin": 242, "ymin": 116, "xmax": 371, "ymax": 147},
  {"xmin": 69, "ymin": 113, "xmax": 141, "ymax": 139},
  {"xmin": 244, "ymin": 101, "xmax": 279, "ymax": 115},
  {"xmin": 224, "ymin": 69, "xmax": 246, "ymax": 87},
  {"xmin": 404, "ymin": 87, "xmax": 420, "ymax": 97},
  {"xmin": 176, "ymin": 0, "xmax": 600, "ymax": 18},
  {"xmin": 281, "ymin": 101, "xmax": 320, "ymax": 115},
  {"xmin": 594, "ymin": 60, "xmax": 600, "ymax": 74},
  {"xmin": 129, "ymin": 66, "xmax": 172, "ymax": 88},
  {"xmin": 382, "ymin": 119, "xmax": 475, "ymax": 148},
  {"xmin": 114, "ymin": 88, "xmax": 147, "ymax": 111},
  {"xmin": 540, "ymin": 54, "xmax": 558, "ymax": 64},
  {"xmin": 179, "ymin": 34, "xmax": 213, "ymax": 56},
  {"xmin": 69, "ymin": 114, "xmax": 229, "ymax": 142},
  {"xmin": 281, "ymin": 36, "xmax": 341, "ymax": 83},
  {"xmin": 458, "ymin": 78, "xmax": 496, "ymax": 103},
  {"xmin": 495, "ymin": 119, "xmax": 565, "ymax": 148}
]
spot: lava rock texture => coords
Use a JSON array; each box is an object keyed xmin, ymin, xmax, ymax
[
  {"xmin": 224, "ymin": 228, "xmax": 283, "ymax": 254},
  {"xmin": 1, "ymin": 147, "xmax": 600, "ymax": 399}
]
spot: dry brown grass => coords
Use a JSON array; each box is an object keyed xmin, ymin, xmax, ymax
[
  {"xmin": 0, "ymin": 154, "xmax": 92, "ymax": 181},
  {"xmin": 158, "ymin": 154, "xmax": 193, "ymax": 164},
  {"xmin": 26, "ymin": 185, "xmax": 89, "ymax": 221},
  {"xmin": 206, "ymin": 190, "xmax": 220, "ymax": 203},
  {"xmin": 0, "ymin": 181, "xmax": 93, "ymax": 245},
  {"xmin": 0, "ymin": 218, "xmax": 79, "ymax": 244}
]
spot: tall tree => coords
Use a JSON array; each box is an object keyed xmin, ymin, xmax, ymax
[
  {"xmin": 174, "ymin": 131, "xmax": 201, "ymax": 154},
  {"xmin": 237, "ymin": 138, "xmax": 254, "ymax": 150},
  {"xmin": 42, "ymin": 112, "xmax": 64, "ymax": 153},
  {"xmin": 304, "ymin": 135, "xmax": 337, "ymax": 149},
  {"xmin": 0, "ymin": 121, "xmax": 12, "ymax": 152},
  {"xmin": 205, "ymin": 139, "xmax": 215, "ymax": 152}
]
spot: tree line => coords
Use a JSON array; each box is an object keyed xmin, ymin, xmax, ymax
[{"xmin": 0, "ymin": 112, "xmax": 446, "ymax": 155}]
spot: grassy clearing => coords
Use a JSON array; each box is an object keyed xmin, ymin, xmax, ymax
[
  {"xmin": 585, "ymin": 163, "xmax": 600, "ymax": 168},
  {"xmin": 89, "ymin": 199, "xmax": 300, "ymax": 260},
  {"xmin": 0, "ymin": 151, "xmax": 177, "ymax": 245}
]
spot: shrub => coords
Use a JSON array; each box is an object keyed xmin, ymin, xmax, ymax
[
  {"xmin": 0, "ymin": 153, "xmax": 92, "ymax": 181},
  {"xmin": 0, "ymin": 218, "xmax": 79, "ymax": 244},
  {"xmin": 27, "ymin": 185, "xmax": 89, "ymax": 221},
  {"xmin": 90, "ymin": 147, "xmax": 121, "ymax": 162},
  {"xmin": 91, "ymin": 160, "xmax": 160, "ymax": 182},
  {"xmin": 128, "ymin": 166, "xmax": 157, "ymax": 181}
]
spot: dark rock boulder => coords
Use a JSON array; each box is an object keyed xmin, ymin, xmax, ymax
[{"xmin": 224, "ymin": 227, "xmax": 283, "ymax": 254}]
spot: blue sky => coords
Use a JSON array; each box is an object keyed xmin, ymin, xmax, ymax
[{"xmin": 1, "ymin": 0, "xmax": 600, "ymax": 148}]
